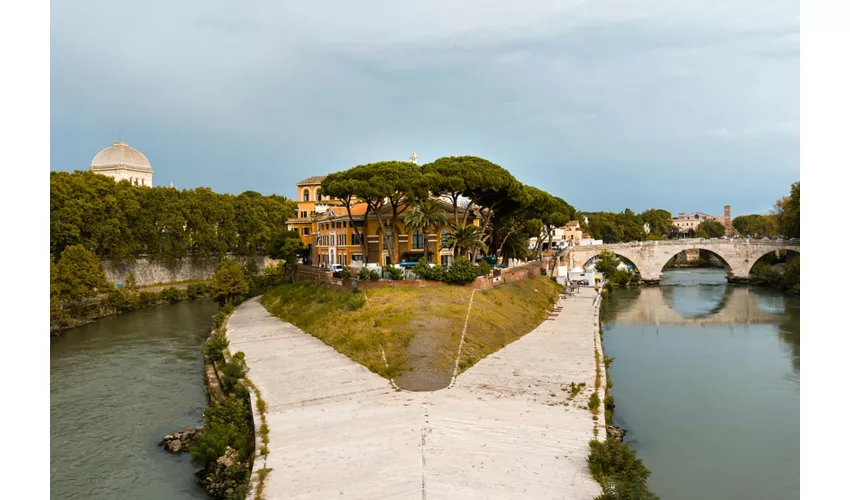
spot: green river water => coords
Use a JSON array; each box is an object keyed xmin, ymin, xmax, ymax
[
  {"xmin": 601, "ymin": 268, "xmax": 800, "ymax": 499},
  {"xmin": 50, "ymin": 299, "xmax": 219, "ymax": 500}
]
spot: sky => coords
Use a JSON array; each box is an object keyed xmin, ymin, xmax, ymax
[{"xmin": 50, "ymin": 0, "xmax": 799, "ymax": 216}]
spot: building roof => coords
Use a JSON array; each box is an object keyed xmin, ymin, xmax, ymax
[
  {"xmin": 565, "ymin": 220, "xmax": 581, "ymax": 228},
  {"xmin": 91, "ymin": 141, "xmax": 152, "ymax": 172},
  {"xmin": 296, "ymin": 175, "xmax": 326, "ymax": 186}
]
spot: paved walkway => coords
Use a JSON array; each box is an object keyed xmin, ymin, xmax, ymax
[{"xmin": 227, "ymin": 293, "xmax": 602, "ymax": 500}]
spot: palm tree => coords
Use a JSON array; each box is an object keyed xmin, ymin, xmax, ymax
[
  {"xmin": 443, "ymin": 223, "xmax": 487, "ymax": 259},
  {"xmin": 404, "ymin": 199, "xmax": 449, "ymax": 263}
]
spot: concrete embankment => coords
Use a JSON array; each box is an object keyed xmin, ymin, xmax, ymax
[{"xmin": 226, "ymin": 292, "xmax": 603, "ymax": 499}]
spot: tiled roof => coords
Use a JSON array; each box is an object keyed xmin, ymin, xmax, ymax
[{"xmin": 296, "ymin": 175, "xmax": 326, "ymax": 186}]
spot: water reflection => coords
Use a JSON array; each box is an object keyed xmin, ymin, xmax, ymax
[{"xmin": 601, "ymin": 269, "xmax": 800, "ymax": 500}]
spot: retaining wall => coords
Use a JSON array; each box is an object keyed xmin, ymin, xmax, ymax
[{"xmin": 104, "ymin": 255, "xmax": 277, "ymax": 286}]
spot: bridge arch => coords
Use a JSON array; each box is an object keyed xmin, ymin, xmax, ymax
[
  {"xmin": 660, "ymin": 248, "xmax": 734, "ymax": 277},
  {"xmin": 742, "ymin": 248, "xmax": 800, "ymax": 277}
]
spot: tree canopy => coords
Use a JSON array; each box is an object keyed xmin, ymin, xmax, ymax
[
  {"xmin": 773, "ymin": 181, "xmax": 800, "ymax": 238},
  {"xmin": 51, "ymin": 171, "xmax": 296, "ymax": 264},
  {"xmin": 733, "ymin": 214, "xmax": 778, "ymax": 238},
  {"xmin": 696, "ymin": 218, "xmax": 726, "ymax": 238}
]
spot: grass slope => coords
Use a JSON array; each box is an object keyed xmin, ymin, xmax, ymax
[{"xmin": 261, "ymin": 276, "xmax": 560, "ymax": 389}]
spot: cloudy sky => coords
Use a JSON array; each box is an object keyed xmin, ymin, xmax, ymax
[{"xmin": 51, "ymin": 0, "xmax": 799, "ymax": 215}]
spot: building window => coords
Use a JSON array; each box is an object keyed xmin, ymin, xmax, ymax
[
  {"xmin": 303, "ymin": 189, "xmax": 310, "ymax": 202},
  {"xmin": 317, "ymin": 192, "xmax": 323, "ymax": 201},
  {"xmin": 301, "ymin": 211, "xmax": 308, "ymax": 218},
  {"xmin": 412, "ymin": 230, "xmax": 424, "ymax": 250},
  {"xmin": 302, "ymin": 228, "xmax": 309, "ymax": 236},
  {"xmin": 383, "ymin": 231, "xmax": 392, "ymax": 250},
  {"xmin": 441, "ymin": 255, "xmax": 451, "ymax": 267},
  {"xmin": 352, "ymin": 254, "xmax": 363, "ymax": 262},
  {"xmin": 352, "ymin": 233, "xmax": 362, "ymax": 245}
]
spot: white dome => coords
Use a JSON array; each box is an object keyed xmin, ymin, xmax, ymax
[{"xmin": 91, "ymin": 142, "xmax": 152, "ymax": 172}]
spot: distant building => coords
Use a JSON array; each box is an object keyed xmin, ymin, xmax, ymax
[
  {"xmin": 90, "ymin": 141, "xmax": 153, "ymax": 186},
  {"xmin": 672, "ymin": 205, "xmax": 735, "ymax": 237}
]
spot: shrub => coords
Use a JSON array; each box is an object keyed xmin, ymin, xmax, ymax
[
  {"xmin": 383, "ymin": 265, "xmax": 404, "ymax": 281},
  {"xmin": 368, "ymin": 269, "xmax": 380, "ymax": 281},
  {"xmin": 477, "ymin": 260, "xmax": 492, "ymax": 277},
  {"xmin": 187, "ymin": 283, "xmax": 209, "ymax": 299},
  {"xmin": 540, "ymin": 266, "xmax": 546, "ymax": 276},
  {"xmin": 587, "ymin": 438, "xmax": 658, "ymax": 500},
  {"xmin": 159, "ymin": 287, "xmax": 185, "ymax": 303},
  {"xmin": 414, "ymin": 258, "xmax": 446, "ymax": 282},
  {"xmin": 190, "ymin": 394, "xmax": 254, "ymax": 468},
  {"xmin": 205, "ymin": 333, "xmax": 230, "ymax": 362},
  {"xmin": 357, "ymin": 268, "xmax": 371, "ymax": 280},
  {"xmin": 107, "ymin": 287, "xmax": 139, "ymax": 313},
  {"xmin": 589, "ymin": 392, "xmax": 601, "ymax": 411},
  {"xmin": 221, "ymin": 352, "xmax": 249, "ymax": 393},
  {"xmin": 445, "ymin": 257, "xmax": 479, "ymax": 284},
  {"xmin": 610, "ymin": 269, "xmax": 631, "ymax": 286},
  {"xmin": 341, "ymin": 269, "xmax": 351, "ymax": 279},
  {"xmin": 346, "ymin": 291, "xmax": 366, "ymax": 310},
  {"xmin": 212, "ymin": 302, "xmax": 235, "ymax": 330},
  {"xmin": 138, "ymin": 291, "xmax": 158, "ymax": 307}
]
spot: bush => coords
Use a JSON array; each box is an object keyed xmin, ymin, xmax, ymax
[
  {"xmin": 212, "ymin": 258, "xmax": 250, "ymax": 305},
  {"xmin": 138, "ymin": 291, "xmax": 158, "ymax": 307},
  {"xmin": 414, "ymin": 258, "xmax": 446, "ymax": 282},
  {"xmin": 477, "ymin": 260, "xmax": 492, "ymax": 277},
  {"xmin": 190, "ymin": 394, "xmax": 254, "ymax": 468},
  {"xmin": 220, "ymin": 352, "xmax": 248, "ymax": 393},
  {"xmin": 212, "ymin": 302, "xmax": 235, "ymax": 330},
  {"xmin": 610, "ymin": 269, "xmax": 631, "ymax": 286},
  {"xmin": 540, "ymin": 266, "xmax": 546, "ymax": 276},
  {"xmin": 368, "ymin": 269, "xmax": 380, "ymax": 281},
  {"xmin": 205, "ymin": 333, "xmax": 230, "ymax": 362},
  {"xmin": 587, "ymin": 438, "xmax": 658, "ymax": 500},
  {"xmin": 106, "ymin": 287, "xmax": 139, "ymax": 313},
  {"xmin": 382, "ymin": 265, "xmax": 404, "ymax": 281},
  {"xmin": 445, "ymin": 257, "xmax": 480, "ymax": 284},
  {"xmin": 346, "ymin": 291, "xmax": 366, "ymax": 310},
  {"xmin": 159, "ymin": 287, "xmax": 185, "ymax": 303},
  {"xmin": 341, "ymin": 269, "xmax": 351, "ymax": 279},
  {"xmin": 589, "ymin": 392, "xmax": 601, "ymax": 411},
  {"xmin": 187, "ymin": 283, "xmax": 209, "ymax": 299}
]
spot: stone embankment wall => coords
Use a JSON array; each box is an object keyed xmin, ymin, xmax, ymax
[{"xmin": 104, "ymin": 255, "xmax": 277, "ymax": 286}]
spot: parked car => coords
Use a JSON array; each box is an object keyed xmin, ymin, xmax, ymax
[{"xmin": 329, "ymin": 264, "xmax": 344, "ymax": 273}]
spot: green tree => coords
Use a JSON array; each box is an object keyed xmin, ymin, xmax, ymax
[
  {"xmin": 773, "ymin": 181, "xmax": 800, "ymax": 238},
  {"xmin": 638, "ymin": 209, "xmax": 674, "ymax": 238},
  {"xmin": 594, "ymin": 250, "xmax": 621, "ymax": 279},
  {"xmin": 345, "ymin": 161, "xmax": 428, "ymax": 264},
  {"xmin": 733, "ymin": 214, "xmax": 778, "ymax": 238},
  {"xmin": 442, "ymin": 223, "xmax": 487, "ymax": 258},
  {"xmin": 320, "ymin": 173, "xmax": 371, "ymax": 262},
  {"xmin": 211, "ymin": 258, "xmax": 250, "ymax": 305},
  {"xmin": 696, "ymin": 218, "xmax": 726, "ymax": 238},
  {"xmin": 404, "ymin": 198, "xmax": 449, "ymax": 263},
  {"xmin": 55, "ymin": 244, "xmax": 110, "ymax": 301},
  {"xmin": 268, "ymin": 229, "xmax": 304, "ymax": 275}
]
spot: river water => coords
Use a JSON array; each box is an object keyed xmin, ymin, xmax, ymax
[
  {"xmin": 601, "ymin": 268, "xmax": 800, "ymax": 499},
  {"xmin": 50, "ymin": 299, "xmax": 219, "ymax": 500}
]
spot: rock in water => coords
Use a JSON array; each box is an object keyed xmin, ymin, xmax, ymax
[
  {"xmin": 161, "ymin": 425, "xmax": 201, "ymax": 453},
  {"xmin": 167, "ymin": 439, "xmax": 182, "ymax": 453}
]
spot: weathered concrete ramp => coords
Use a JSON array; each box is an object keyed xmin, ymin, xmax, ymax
[{"xmin": 227, "ymin": 295, "xmax": 601, "ymax": 500}]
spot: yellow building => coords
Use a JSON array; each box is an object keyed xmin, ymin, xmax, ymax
[
  {"xmin": 286, "ymin": 175, "xmax": 482, "ymax": 267},
  {"xmin": 287, "ymin": 175, "xmax": 349, "ymax": 247}
]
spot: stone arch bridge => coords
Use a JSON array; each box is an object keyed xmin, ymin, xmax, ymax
[{"xmin": 558, "ymin": 239, "xmax": 800, "ymax": 283}]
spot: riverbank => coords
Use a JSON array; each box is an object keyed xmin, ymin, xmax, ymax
[
  {"xmin": 225, "ymin": 290, "xmax": 604, "ymax": 498},
  {"xmin": 50, "ymin": 281, "xmax": 213, "ymax": 335}
]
